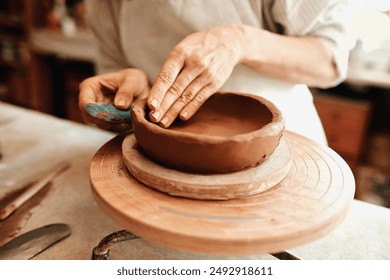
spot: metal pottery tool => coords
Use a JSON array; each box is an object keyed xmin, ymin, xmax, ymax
[{"xmin": 0, "ymin": 223, "xmax": 71, "ymax": 260}]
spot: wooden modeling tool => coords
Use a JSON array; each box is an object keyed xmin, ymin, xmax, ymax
[{"xmin": 0, "ymin": 162, "xmax": 70, "ymax": 221}]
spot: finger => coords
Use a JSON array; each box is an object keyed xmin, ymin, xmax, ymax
[
  {"xmin": 113, "ymin": 69, "xmax": 150, "ymax": 109},
  {"xmin": 79, "ymin": 79, "xmax": 100, "ymax": 110},
  {"xmin": 79, "ymin": 74, "xmax": 118, "ymax": 107},
  {"xmin": 179, "ymin": 84, "xmax": 217, "ymax": 121},
  {"xmin": 156, "ymin": 77, "xmax": 208, "ymax": 128},
  {"xmin": 149, "ymin": 66, "xmax": 201, "ymax": 123},
  {"xmin": 95, "ymin": 121, "xmax": 132, "ymax": 133},
  {"xmin": 99, "ymin": 122, "xmax": 132, "ymax": 133},
  {"xmin": 148, "ymin": 49, "xmax": 185, "ymax": 111},
  {"xmin": 114, "ymin": 76, "xmax": 139, "ymax": 110}
]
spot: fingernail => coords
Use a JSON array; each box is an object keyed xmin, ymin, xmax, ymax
[
  {"xmin": 180, "ymin": 111, "xmax": 189, "ymax": 120},
  {"xmin": 159, "ymin": 116, "xmax": 169, "ymax": 128},
  {"xmin": 150, "ymin": 99, "xmax": 159, "ymax": 110},
  {"xmin": 150, "ymin": 111, "xmax": 160, "ymax": 122},
  {"xmin": 117, "ymin": 98, "xmax": 128, "ymax": 108}
]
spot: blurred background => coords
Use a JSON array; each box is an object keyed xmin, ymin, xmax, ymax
[{"xmin": 0, "ymin": 0, "xmax": 389, "ymax": 208}]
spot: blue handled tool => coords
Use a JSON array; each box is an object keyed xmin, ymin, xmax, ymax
[{"xmin": 85, "ymin": 103, "xmax": 131, "ymax": 123}]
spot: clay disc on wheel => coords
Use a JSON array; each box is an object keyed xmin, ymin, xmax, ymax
[
  {"xmin": 90, "ymin": 131, "xmax": 355, "ymax": 255},
  {"xmin": 122, "ymin": 134, "xmax": 292, "ymax": 200}
]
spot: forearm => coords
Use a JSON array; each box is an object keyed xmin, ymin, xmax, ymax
[{"xmin": 234, "ymin": 24, "xmax": 339, "ymax": 88}]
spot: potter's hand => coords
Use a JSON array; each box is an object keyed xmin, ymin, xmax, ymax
[
  {"xmin": 79, "ymin": 68, "xmax": 149, "ymax": 132},
  {"xmin": 147, "ymin": 25, "xmax": 243, "ymax": 128}
]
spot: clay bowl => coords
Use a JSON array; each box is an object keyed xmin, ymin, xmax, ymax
[{"xmin": 131, "ymin": 92, "xmax": 285, "ymax": 174}]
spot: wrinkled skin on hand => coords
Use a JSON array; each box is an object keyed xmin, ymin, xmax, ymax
[
  {"xmin": 78, "ymin": 68, "xmax": 149, "ymax": 132},
  {"xmin": 147, "ymin": 24, "xmax": 243, "ymax": 128}
]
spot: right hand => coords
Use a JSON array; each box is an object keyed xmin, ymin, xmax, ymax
[
  {"xmin": 147, "ymin": 24, "xmax": 244, "ymax": 128},
  {"xmin": 78, "ymin": 68, "xmax": 149, "ymax": 132}
]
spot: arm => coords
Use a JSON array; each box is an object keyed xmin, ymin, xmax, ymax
[
  {"xmin": 147, "ymin": 0, "xmax": 356, "ymax": 128},
  {"xmin": 237, "ymin": 25, "xmax": 338, "ymax": 88}
]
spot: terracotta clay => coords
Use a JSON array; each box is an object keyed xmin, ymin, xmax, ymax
[
  {"xmin": 122, "ymin": 134, "xmax": 292, "ymax": 200},
  {"xmin": 131, "ymin": 92, "xmax": 285, "ymax": 173}
]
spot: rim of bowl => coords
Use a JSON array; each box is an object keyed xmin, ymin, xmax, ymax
[{"xmin": 132, "ymin": 92, "xmax": 285, "ymax": 144}]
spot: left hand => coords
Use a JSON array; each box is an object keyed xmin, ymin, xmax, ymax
[
  {"xmin": 79, "ymin": 68, "xmax": 149, "ymax": 132},
  {"xmin": 147, "ymin": 24, "xmax": 243, "ymax": 128}
]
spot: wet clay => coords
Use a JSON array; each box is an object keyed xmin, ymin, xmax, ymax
[
  {"xmin": 0, "ymin": 183, "xmax": 52, "ymax": 247},
  {"xmin": 169, "ymin": 94, "xmax": 272, "ymax": 137},
  {"xmin": 131, "ymin": 92, "xmax": 285, "ymax": 174}
]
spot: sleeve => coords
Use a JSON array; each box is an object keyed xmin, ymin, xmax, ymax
[
  {"xmin": 268, "ymin": 0, "xmax": 359, "ymax": 86},
  {"xmin": 85, "ymin": 0, "xmax": 129, "ymax": 74}
]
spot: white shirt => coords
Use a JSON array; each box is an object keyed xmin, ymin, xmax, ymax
[{"xmin": 86, "ymin": 0, "xmax": 356, "ymax": 145}]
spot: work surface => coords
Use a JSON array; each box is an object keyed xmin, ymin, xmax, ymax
[{"xmin": 0, "ymin": 101, "xmax": 389, "ymax": 260}]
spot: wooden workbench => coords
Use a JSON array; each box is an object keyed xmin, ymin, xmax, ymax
[{"xmin": 0, "ymin": 101, "xmax": 389, "ymax": 260}]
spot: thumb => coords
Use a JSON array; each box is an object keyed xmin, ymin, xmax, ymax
[{"xmin": 113, "ymin": 77, "xmax": 139, "ymax": 110}]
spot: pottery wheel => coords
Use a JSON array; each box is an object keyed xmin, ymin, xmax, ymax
[
  {"xmin": 90, "ymin": 131, "xmax": 355, "ymax": 255},
  {"xmin": 122, "ymin": 134, "xmax": 292, "ymax": 200}
]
